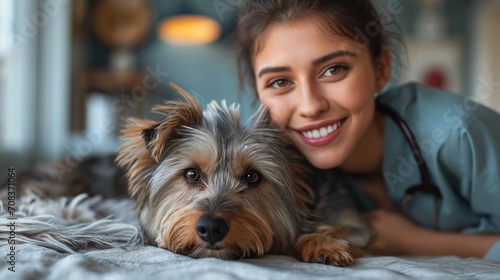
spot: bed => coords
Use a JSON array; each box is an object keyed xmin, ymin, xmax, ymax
[{"xmin": 1, "ymin": 194, "xmax": 499, "ymax": 280}]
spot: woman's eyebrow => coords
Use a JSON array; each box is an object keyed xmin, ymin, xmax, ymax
[
  {"xmin": 257, "ymin": 66, "xmax": 292, "ymax": 78},
  {"xmin": 257, "ymin": 50, "xmax": 356, "ymax": 78},
  {"xmin": 312, "ymin": 50, "xmax": 357, "ymax": 66}
]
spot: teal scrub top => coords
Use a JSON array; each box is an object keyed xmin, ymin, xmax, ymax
[{"xmin": 345, "ymin": 82, "xmax": 500, "ymax": 262}]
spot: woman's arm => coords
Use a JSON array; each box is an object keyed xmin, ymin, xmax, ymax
[{"xmin": 364, "ymin": 209, "xmax": 500, "ymax": 258}]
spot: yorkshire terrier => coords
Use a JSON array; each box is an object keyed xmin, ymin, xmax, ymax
[{"xmin": 116, "ymin": 83, "xmax": 371, "ymax": 266}]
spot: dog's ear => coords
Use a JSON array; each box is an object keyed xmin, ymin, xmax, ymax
[
  {"xmin": 117, "ymin": 117, "xmax": 159, "ymax": 171},
  {"xmin": 145, "ymin": 83, "xmax": 203, "ymax": 161},
  {"xmin": 141, "ymin": 124, "xmax": 159, "ymax": 145},
  {"xmin": 117, "ymin": 83, "xmax": 203, "ymax": 166}
]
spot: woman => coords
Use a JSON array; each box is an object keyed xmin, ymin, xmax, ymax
[{"xmin": 236, "ymin": 0, "xmax": 500, "ymax": 262}]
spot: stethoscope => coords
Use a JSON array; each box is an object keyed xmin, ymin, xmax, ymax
[{"xmin": 376, "ymin": 104, "xmax": 442, "ymax": 229}]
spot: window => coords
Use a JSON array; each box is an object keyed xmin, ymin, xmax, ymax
[
  {"xmin": 0, "ymin": 0, "xmax": 14, "ymax": 145},
  {"xmin": 0, "ymin": 0, "xmax": 14, "ymax": 58},
  {"xmin": 0, "ymin": 0, "xmax": 15, "ymax": 176}
]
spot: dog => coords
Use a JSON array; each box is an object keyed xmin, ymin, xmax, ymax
[{"xmin": 116, "ymin": 83, "xmax": 371, "ymax": 266}]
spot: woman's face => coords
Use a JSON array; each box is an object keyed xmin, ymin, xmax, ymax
[{"xmin": 253, "ymin": 19, "xmax": 390, "ymax": 169}]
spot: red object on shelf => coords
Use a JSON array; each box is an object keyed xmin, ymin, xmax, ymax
[{"xmin": 423, "ymin": 67, "xmax": 447, "ymax": 89}]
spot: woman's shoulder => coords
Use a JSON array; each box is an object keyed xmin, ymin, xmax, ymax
[
  {"xmin": 377, "ymin": 82, "xmax": 468, "ymax": 116},
  {"xmin": 376, "ymin": 82, "xmax": 500, "ymax": 129}
]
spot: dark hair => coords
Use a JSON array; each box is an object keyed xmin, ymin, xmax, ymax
[{"xmin": 236, "ymin": 0, "xmax": 403, "ymax": 97}]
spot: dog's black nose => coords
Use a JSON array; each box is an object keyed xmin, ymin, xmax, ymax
[{"xmin": 196, "ymin": 216, "xmax": 229, "ymax": 244}]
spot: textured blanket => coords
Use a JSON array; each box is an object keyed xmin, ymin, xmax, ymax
[{"xmin": 1, "ymin": 194, "xmax": 499, "ymax": 280}]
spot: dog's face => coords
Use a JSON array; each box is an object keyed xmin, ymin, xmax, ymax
[{"xmin": 118, "ymin": 84, "xmax": 314, "ymax": 259}]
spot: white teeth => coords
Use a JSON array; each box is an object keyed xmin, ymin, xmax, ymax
[
  {"xmin": 301, "ymin": 122, "xmax": 342, "ymax": 139},
  {"xmin": 320, "ymin": 127, "xmax": 328, "ymax": 137}
]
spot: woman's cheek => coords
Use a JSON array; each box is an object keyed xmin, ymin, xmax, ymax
[{"xmin": 265, "ymin": 99, "xmax": 290, "ymax": 128}]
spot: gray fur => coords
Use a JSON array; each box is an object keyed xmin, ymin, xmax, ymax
[{"xmin": 315, "ymin": 169, "xmax": 373, "ymax": 248}]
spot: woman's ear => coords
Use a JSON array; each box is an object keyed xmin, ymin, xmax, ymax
[{"xmin": 375, "ymin": 47, "xmax": 392, "ymax": 92}]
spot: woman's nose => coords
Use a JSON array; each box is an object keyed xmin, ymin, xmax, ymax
[{"xmin": 297, "ymin": 83, "xmax": 328, "ymax": 118}]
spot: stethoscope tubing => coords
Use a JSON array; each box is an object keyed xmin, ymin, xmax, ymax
[{"xmin": 376, "ymin": 103, "xmax": 442, "ymax": 228}]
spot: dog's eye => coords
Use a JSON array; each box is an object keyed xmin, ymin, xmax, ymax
[
  {"xmin": 183, "ymin": 168, "xmax": 201, "ymax": 184},
  {"xmin": 243, "ymin": 169, "xmax": 262, "ymax": 187}
]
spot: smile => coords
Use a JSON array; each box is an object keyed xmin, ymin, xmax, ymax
[
  {"xmin": 296, "ymin": 119, "xmax": 346, "ymax": 146},
  {"xmin": 301, "ymin": 122, "xmax": 341, "ymax": 139}
]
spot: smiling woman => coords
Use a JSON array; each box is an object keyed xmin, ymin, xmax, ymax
[
  {"xmin": 236, "ymin": 0, "xmax": 500, "ymax": 263},
  {"xmin": 252, "ymin": 18, "xmax": 390, "ymax": 171}
]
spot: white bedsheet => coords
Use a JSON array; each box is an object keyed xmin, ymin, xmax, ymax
[
  {"xmin": 1, "ymin": 194, "xmax": 499, "ymax": 280},
  {"xmin": 1, "ymin": 243, "xmax": 499, "ymax": 280}
]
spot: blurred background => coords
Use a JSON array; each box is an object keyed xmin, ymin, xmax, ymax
[{"xmin": 0, "ymin": 0, "xmax": 499, "ymax": 179}]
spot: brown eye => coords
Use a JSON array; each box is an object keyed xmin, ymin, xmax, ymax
[
  {"xmin": 183, "ymin": 168, "xmax": 201, "ymax": 184},
  {"xmin": 327, "ymin": 67, "xmax": 340, "ymax": 75},
  {"xmin": 269, "ymin": 78, "xmax": 289, "ymax": 89},
  {"xmin": 323, "ymin": 65, "xmax": 348, "ymax": 77},
  {"xmin": 243, "ymin": 169, "xmax": 262, "ymax": 187}
]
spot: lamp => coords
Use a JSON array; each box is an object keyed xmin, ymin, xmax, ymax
[{"xmin": 158, "ymin": 14, "xmax": 222, "ymax": 45}]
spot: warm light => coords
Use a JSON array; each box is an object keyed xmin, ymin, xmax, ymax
[{"xmin": 158, "ymin": 14, "xmax": 222, "ymax": 45}]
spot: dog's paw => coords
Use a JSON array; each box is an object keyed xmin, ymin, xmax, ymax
[
  {"xmin": 308, "ymin": 248, "xmax": 354, "ymax": 266},
  {"xmin": 294, "ymin": 233, "xmax": 355, "ymax": 266},
  {"xmin": 306, "ymin": 241, "xmax": 355, "ymax": 266}
]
